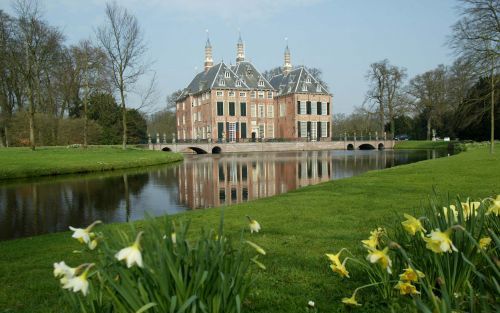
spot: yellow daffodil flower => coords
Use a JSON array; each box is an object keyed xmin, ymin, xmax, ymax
[
  {"xmin": 394, "ymin": 281, "xmax": 419, "ymax": 295},
  {"xmin": 245, "ymin": 240, "xmax": 266, "ymax": 255},
  {"xmin": 69, "ymin": 220, "xmax": 101, "ymax": 244},
  {"xmin": 325, "ymin": 248, "xmax": 346, "ymax": 266},
  {"xmin": 88, "ymin": 239, "xmax": 98, "ymax": 250},
  {"xmin": 479, "ymin": 237, "xmax": 492, "ymax": 251},
  {"xmin": 367, "ymin": 246, "xmax": 392, "ymax": 274},
  {"xmin": 423, "ymin": 229, "xmax": 457, "ymax": 253},
  {"xmin": 442, "ymin": 205, "xmax": 458, "ymax": 221},
  {"xmin": 361, "ymin": 228, "xmax": 384, "ymax": 249},
  {"xmin": 487, "ymin": 195, "xmax": 500, "ymax": 216},
  {"xmin": 401, "ymin": 214, "xmax": 425, "ymax": 235},
  {"xmin": 330, "ymin": 259, "xmax": 350, "ymax": 278},
  {"xmin": 62, "ymin": 264, "xmax": 93, "ymax": 296},
  {"xmin": 461, "ymin": 199, "xmax": 480, "ymax": 220},
  {"xmin": 342, "ymin": 293, "xmax": 361, "ymax": 306},
  {"xmin": 246, "ymin": 216, "xmax": 261, "ymax": 233},
  {"xmin": 115, "ymin": 232, "xmax": 144, "ymax": 268},
  {"xmin": 399, "ymin": 267, "xmax": 425, "ymax": 282}
]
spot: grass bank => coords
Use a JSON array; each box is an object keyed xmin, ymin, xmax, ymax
[
  {"xmin": 393, "ymin": 140, "xmax": 455, "ymax": 150},
  {"xmin": 0, "ymin": 146, "xmax": 183, "ymax": 180},
  {"xmin": 0, "ymin": 146, "xmax": 499, "ymax": 312}
]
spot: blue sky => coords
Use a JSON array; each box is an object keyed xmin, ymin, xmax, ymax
[{"xmin": 0, "ymin": 0, "xmax": 460, "ymax": 114}]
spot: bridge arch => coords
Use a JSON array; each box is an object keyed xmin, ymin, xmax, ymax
[
  {"xmin": 347, "ymin": 143, "xmax": 354, "ymax": 150},
  {"xmin": 212, "ymin": 146, "xmax": 222, "ymax": 154},
  {"xmin": 180, "ymin": 146, "xmax": 208, "ymax": 154},
  {"xmin": 359, "ymin": 143, "xmax": 376, "ymax": 150},
  {"xmin": 162, "ymin": 147, "xmax": 172, "ymax": 152},
  {"xmin": 378, "ymin": 143, "xmax": 384, "ymax": 150}
]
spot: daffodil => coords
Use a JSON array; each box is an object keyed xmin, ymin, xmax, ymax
[
  {"xmin": 246, "ymin": 216, "xmax": 261, "ymax": 233},
  {"xmin": 245, "ymin": 240, "xmax": 266, "ymax": 255},
  {"xmin": 171, "ymin": 232, "xmax": 177, "ymax": 245},
  {"xmin": 53, "ymin": 261, "xmax": 76, "ymax": 285},
  {"xmin": 330, "ymin": 259, "xmax": 350, "ymax": 278},
  {"xmin": 62, "ymin": 263, "xmax": 93, "ymax": 296},
  {"xmin": 115, "ymin": 231, "xmax": 144, "ymax": 268},
  {"xmin": 366, "ymin": 246, "xmax": 392, "ymax": 274},
  {"xmin": 361, "ymin": 228, "xmax": 384, "ymax": 249},
  {"xmin": 423, "ymin": 229, "xmax": 457, "ymax": 253},
  {"xmin": 342, "ymin": 293, "xmax": 361, "ymax": 306},
  {"xmin": 325, "ymin": 249, "xmax": 346, "ymax": 266},
  {"xmin": 479, "ymin": 237, "xmax": 492, "ymax": 250},
  {"xmin": 461, "ymin": 199, "xmax": 480, "ymax": 220},
  {"xmin": 69, "ymin": 220, "xmax": 101, "ymax": 244},
  {"xmin": 88, "ymin": 239, "xmax": 98, "ymax": 250},
  {"xmin": 394, "ymin": 281, "xmax": 419, "ymax": 295},
  {"xmin": 401, "ymin": 214, "xmax": 425, "ymax": 235},
  {"xmin": 442, "ymin": 205, "xmax": 458, "ymax": 221},
  {"xmin": 487, "ymin": 195, "xmax": 500, "ymax": 216},
  {"xmin": 307, "ymin": 300, "xmax": 315, "ymax": 308},
  {"xmin": 399, "ymin": 267, "xmax": 425, "ymax": 282}
]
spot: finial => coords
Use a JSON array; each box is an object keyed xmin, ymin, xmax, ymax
[
  {"xmin": 205, "ymin": 29, "xmax": 211, "ymax": 48},
  {"xmin": 238, "ymin": 28, "xmax": 243, "ymax": 43}
]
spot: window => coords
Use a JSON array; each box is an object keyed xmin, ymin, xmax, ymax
[
  {"xmin": 321, "ymin": 102, "xmax": 327, "ymax": 115},
  {"xmin": 311, "ymin": 122, "xmax": 317, "ymax": 139},
  {"xmin": 216, "ymin": 91, "xmax": 223, "ymax": 97},
  {"xmin": 193, "ymin": 113, "xmax": 196, "ymax": 122},
  {"xmin": 229, "ymin": 102, "xmax": 235, "ymax": 116},
  {"xmin": 267, "ymin": 105, "xmax": 274, "ymax": 118},
  {"xmin": 219, "ymin": 78, "xmax": 225, "ymax": 86},
  {"xmin": 300, "ymin": 121, "xmax": 307, "ymax": 138},
  {"xmin": 258, "ymin": 104, "xmax": 265, "ymax": 118},
  {"xmin": 258, "ymin": 91, "xmax": 264, "ymax": 99},
  {"xmin": 317, "ymin": 101, "xmax": 322, "ymax": 115},
  {"xmin": 225, "ymin": 71, "xmax": 230, "ymax": 78},
  {"xmin": 197, "ymin": 111, "xmax": 201, "ymax": 121},
  {"xmin": 267, "ymin": 124, "xmax": 274, "ymax": 138},
  {"xmin": 316, "ymin": 84, "xmax": 322, "ymax": 92},
  {"xmin": 250, "ymin": 91, "xmax": 256, "ymax": 98},
  {"xmin": 279, "ymin": 103, "xmax": 285, "ymax": 117},
  {"xmin": 177, "ymin": 118, "xmax": 180, "ymax": 126},
  {"xmin": 182, "ymin": 115, "xmax": 185, "ymax": 124},
  {"xmin": 240, "ymin": 102, "xmax": 247, "ymax": 116},
  {"xmin": 306, "ymin": 76, "xmax": 311, "ymax": 83},
  {"xmin": 229, "ymin": 91, "xmax": 235, "ymax": 97},
  {"xmin": 288, "ymin": 86, "xmax": 292, "ymax": 93},
  {"xmin": 217, "ymin": 102, "xmax": 224, "ymax": 116},
  {"xmin": 321, "ymin": 122, "xmax": 328, "ymax": 137},
  {"xmin": 236, "ymin": 80, "xmax": 241, "ymax": 87},
  {"xmin": 302, "ymin": 84, "xmax": 307, "ymax": 91},
  {"xmin": 259, "ymin": 124, "xmax": 265, "ymax": 138},
  {"xmin": 250, "ymin": 104, "xmax": 256, "ymax": 117},
  {"xmin": 239, "ymin": 92, "xmax": 246, "ymax": 97},
  {"xmin": 182, "ymin": 102, "xmax": 185, "ymax": 110},
  {"xmin": 306, "ymin": 101, "xmax": 311, "ymax": 115},
  {"xmin": 267, "ymin": 91, "xmax": 273, "ymax": 99},
  {"xmin": 299, "ymin": 101, "xmax": 306, "ymax": 115},
  {"xmin": 217, "ymin": 122, "xmax": 224, "ymax": 139},
  {"xmin": 241, "ymin": 122, "xmax": 247, "ymax": 139},
  {"xmin": 258, "ymin": 80, "xmax": 264, "ymax": 87},
  {"xmin": 311, "ymin": 101, "xmax": 317, "ymax": 115}
]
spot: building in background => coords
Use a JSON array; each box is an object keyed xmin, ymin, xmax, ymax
[{"xmin": 175, "ymin": 34, "xmax": 332, "ymax": 142}]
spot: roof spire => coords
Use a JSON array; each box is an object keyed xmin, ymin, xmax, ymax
[
  {"xmin": 204, "ymin": 29, "xmax": 213, "ymax": 72},
  {"xmin": 283, "ymin": 37, "xmax": 292, "ymax": 75},
  {"xmin": 236, "ymin": 29, "xmax": 245, "ymax": 63}
]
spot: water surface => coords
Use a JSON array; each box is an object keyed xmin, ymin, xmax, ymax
[{"xmin": 0, "ymin": 149, "xmax": 450, "ymax": 240}]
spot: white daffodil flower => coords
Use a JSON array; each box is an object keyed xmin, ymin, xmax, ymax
[
  {"xmin": 246, "ymin": 216, "xmax": 261, "ymax": 233},
  {"xmin": 308, "ymin": 300, "xmax": 315, "ymax": 307},
  {"xmin": 53, "ymin": 261, "xmax": 76, "ymax": 279},
  {"xmin": 171, "ymin": 232, "xmax": 177, "ymax": 245},
  {"xmin": 69, "ymin": 220, "xmax": 101, "ymax": 244},
  {"xmin": 62, "ymin": 263, "xmax": 93, "ymax": 296},
  {"xmin": 115, "ymin": 231, "xmax": 144, "ymax": 268}
]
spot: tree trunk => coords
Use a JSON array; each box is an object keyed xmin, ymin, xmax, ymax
[
  {"xmin": 491, "ymin": 71, "xmax": 495, "ymax": 154},
  {"xmin": 426, "ymin": 117, "xmax": 431, "ymax": 141},
  {"xmin": 120, "ymin": 75, "xmax": 127, "ymax": 149},
  {"xmin": 379, "ymin": 103, "xmax": 384, "ymax": 135},
  {"xmin": 4, "ymin": 126, "xmax": 8, "ymax": 147},
  {"xmin": 28, "ymin": 86, "xmax": 36, "ymax": 150},
  {"xmin": 0, "ymin": 127, "xmax": 5, "ymax": 147}
]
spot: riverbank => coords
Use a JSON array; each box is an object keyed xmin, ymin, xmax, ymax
[
  {"xmin": 0, "ymin": 146, "xmax": 183, "ymax": 180},
  {"xmin": 0, "ymin": 146, "xmax": 498, "ymax": 312},
  {"xmin": 393, "ymin": 140, "xmax": 455, "ymax": 149}
]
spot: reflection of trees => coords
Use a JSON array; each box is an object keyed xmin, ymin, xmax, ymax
[{"xmin": 0, "ymin": 172, "xmax": 150, "ymax": 240}]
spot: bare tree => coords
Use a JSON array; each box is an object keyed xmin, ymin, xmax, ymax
[
  {"xmin": 450, "ymin": 0, "xmax": 500, "ymax": 152},
  {"xmin": 97, "ymin": 2, "xmax": 148, "ymax": 149}
]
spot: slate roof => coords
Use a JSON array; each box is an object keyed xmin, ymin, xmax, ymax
[
  {"xmin": 177, "ymin": 61, "xmax": 273, "ymax": 101},
  {"xmin": 269, "ymin": 67, "xmax": 329, "ymax": 96}
]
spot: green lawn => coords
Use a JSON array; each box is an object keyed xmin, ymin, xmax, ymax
[
  {"xmin": 393, "ymin": 140, "xmax": 455, "ymax": 150},
  {"xmin": 0, "ymin": 146, "xmax": 183, "ymax": 180},
  {"xmin": 0, "ymin": 146, "xmax": 498, "ymax": 312}
]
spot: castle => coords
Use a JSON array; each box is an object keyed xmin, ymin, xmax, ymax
[{"xmin": 175, "ymin": 34, "xmax": 332, "ymax": 142}]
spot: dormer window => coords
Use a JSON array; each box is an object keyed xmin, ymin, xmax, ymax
[
  {"xmin": 288, "ymin": 86, "xmax": 292, "ymax": 93},
  {"xmin": 302, "ymin": 84, "xmax": 307, "ymax": 92},
  {"xmin": 306, "ymin": 76, "xmax": 311, "ymax": 83},
  {"xmin": 258, "ymin": 80, "xmax": 264, "ymax": 87},
  {"xmin": 225, "ymin": 71, "xmax": 230, "ymax": 78},
  {"xmin": 219, "ymin": 78, "xmax": 225, "ymax": 86},
  {"xmin": 246, "ymin": 65, "xmax": 252, "ymax": 75},
  {"xmin": 236, "ymin": 80, "xmax": 241, "ymax": 87},
  {"xmin": 316, "ymin": 84, "xmax": 322, "ymax": 92}
]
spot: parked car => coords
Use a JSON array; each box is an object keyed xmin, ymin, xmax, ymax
[{"xmin": 394, "ymin": 134, "xmax": 410, "ymax": 141}]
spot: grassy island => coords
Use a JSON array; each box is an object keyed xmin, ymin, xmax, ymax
[
  {"xmin": 393, "ymin": 140, "xmax": 456, "ymax": 150},
  {"xmin": 0, "ymin": 146, "xmax": 183, "ymax": 180},
  {"xmin": 0, "ymin": 145, "xmax": 498, "ymax": 312}
]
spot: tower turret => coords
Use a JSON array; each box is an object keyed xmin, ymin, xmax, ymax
[
  {"xmin": 204, "ymin": 31, "xmax": 213, "ymax": 72},
  {"xmin": 283, "ymin": 38, "xmax": 292, "ymax": 75},
  {"xmin": 236, "ymin": 32, "xmax": 245, "ymax": 63}
]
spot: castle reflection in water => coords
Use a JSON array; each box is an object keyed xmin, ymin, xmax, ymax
[{"xmin": 177, "ymin": 150, "xmax": 398, "ymax": 209}]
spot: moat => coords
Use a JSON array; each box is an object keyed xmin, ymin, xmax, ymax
[{"xmin": 0, "ymin": 149, "xmax": 451, "ymax": 240}]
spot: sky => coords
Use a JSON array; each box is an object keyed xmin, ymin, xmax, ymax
[{"xmin": 0, "ymin": 0, "xmax": 461, "ymax": 114}]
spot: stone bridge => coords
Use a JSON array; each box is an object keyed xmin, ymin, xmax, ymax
[{"xmin": 150, "ymin": 140, "xmax": 394, "ymax": 154}]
